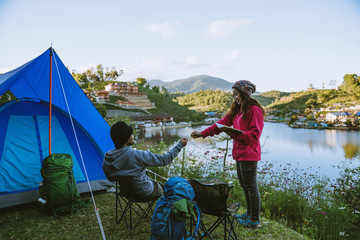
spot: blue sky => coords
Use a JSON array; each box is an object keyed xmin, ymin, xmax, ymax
[{"xmin": 0, "ymin": 0, "xmax": 359, "ymax": 92}]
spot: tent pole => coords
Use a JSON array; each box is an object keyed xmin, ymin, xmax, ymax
[{"xmin": 49, "ymin": 48, "xmax": 53, "ymax": 155}]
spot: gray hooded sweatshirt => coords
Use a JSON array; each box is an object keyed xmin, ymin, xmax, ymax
[{"xmin": 103, "ymin": 141, "xmax": 184, "ymax": 199}]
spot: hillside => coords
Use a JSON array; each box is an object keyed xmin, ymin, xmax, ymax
[
  {"xmin": 149, "ymin": 75, "xmax": 234, "ymax": 93},
  {"xmin": 252, "ymin": 90, "xmax": 292, "ymax": 107},
  {"xmin": 266, "ymin": 88, "xmax": 360, "ymax": 114},
  {"xmin": 138, "ymin": 86, "xmax": 206, "ymax": 122},
  {"xmin": 172, "ymin": 90, "xmax": 291, "ymax": 113}
]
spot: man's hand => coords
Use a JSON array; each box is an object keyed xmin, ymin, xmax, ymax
[
  {"xmin": 180, "ymin": 137, "xmax": 188, "ymax": 146},
  {"xmin": 190, "ymin": 131, "xmax": 202, "ymax": 139}
]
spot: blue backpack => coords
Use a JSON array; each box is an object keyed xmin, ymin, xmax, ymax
[{"xmin": 150, "ymin": 177, "xmax": 200, "ymax": 240}]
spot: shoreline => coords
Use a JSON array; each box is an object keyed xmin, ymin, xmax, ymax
[
  {"xmin": 266, "ymin": 120, "xmax": 360, "ymax": 131},
  {"xmin": 138, "ymin": 123, "xmax": 190, "ymax": 131}
]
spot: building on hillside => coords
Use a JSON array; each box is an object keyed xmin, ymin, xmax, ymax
[
  {"xmin": 205, "ymin": 111, "xmax": 217, "ymax": 116},
  {"xmin": 325, "ymin": 112, "xmax": 350, "ymax": 122},
  {"xmin": 131, "ymin": 113, "xmax": 173, "ymax": 123},
  {"xmin": 116, "ymin": 100, "xmax": 136, "ymax": 108},
  {"xmin": 93, "ymin": 90, "xmax": 110, "ymax": 103},
  {"xmin": 350, "ymin": 105, "xmax": 360, "ymax": 111},
  {"xmin": 266, "ymin": 115, "xmax": 280, "ymax": 122},
  {"xmin": 297, "ymin": 115, "xmax": 307, "ymax": 122},
  {"xmin": 82, "ymin": 89, "xmax": 95, "ymax": 101},
  {"xmin": 104, "ymin": 82, "xmax": 141, "ymax": 95}
]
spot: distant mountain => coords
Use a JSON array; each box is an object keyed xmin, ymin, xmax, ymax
[
  {"xmin": 148, "ymin": 79, "xmax": 166, "ymax": 86},
  {"xmin": 148, "ymin": 75, "xmax": 234, "ymax": 93}
]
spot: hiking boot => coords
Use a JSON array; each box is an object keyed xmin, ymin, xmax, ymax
[
  {"xmin": 235, "ymin": 212, "xmax": 250, "ymax": 220},
  {"xmin": 237, "ymin": 218, "xmax": 261, "ymax": 228}
]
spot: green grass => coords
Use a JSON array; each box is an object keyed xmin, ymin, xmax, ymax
[{"xmin": 1, "ymin": 192, "xmax": 310, "ymax": 240}]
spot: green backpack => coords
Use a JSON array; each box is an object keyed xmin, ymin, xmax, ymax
[{"xmin": 39, "ymin": 153, "xmax": 88, "ymax": 216}]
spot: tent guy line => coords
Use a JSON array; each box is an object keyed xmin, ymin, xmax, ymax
[{"xmin": 53, "ymin": 54, "xmax": 106, "ymax": 240}]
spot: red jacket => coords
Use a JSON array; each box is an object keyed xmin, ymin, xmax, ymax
[{"xmin": 201, "ymin": 105, "xmax": 264, "ymax": 161}]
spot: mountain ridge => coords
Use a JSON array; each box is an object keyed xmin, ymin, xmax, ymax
[{"xmin": 148, "ymin": 75, "xmax": 234, "ymax": 93}]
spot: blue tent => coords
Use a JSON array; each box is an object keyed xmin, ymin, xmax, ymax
[{"xmin": 0, "ymin": 48, "xmax": 114, "ymax": 209}]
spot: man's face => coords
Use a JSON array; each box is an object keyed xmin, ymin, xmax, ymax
[{"xmin": 127, "ymin": 135, "xmax": 135, "ymax": 146}]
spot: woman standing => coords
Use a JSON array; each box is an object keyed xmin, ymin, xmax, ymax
[{"xmin": 191, "ymin": 80, "xmax": 265, "ymax": 228}]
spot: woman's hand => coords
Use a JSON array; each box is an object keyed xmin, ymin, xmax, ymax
[{"xmin": 190, "ymin": 131, "xmax": 202, "ymax": 139}]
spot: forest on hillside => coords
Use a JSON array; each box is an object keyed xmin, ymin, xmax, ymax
[{"xmin": 172, "ymin": 74, "xmax": 360, "ymax": 115}]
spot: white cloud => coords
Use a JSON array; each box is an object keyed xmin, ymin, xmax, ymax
[
  {"xmin": 184, "ymin": 55, "xmax": 200, "ymax": 66},
  {"xmin": 223, "ymin": 50, "xmax": 244, "ymax": 62},
  {"xmin": 140, "ymin": 57, "xmax": 165, "ymax": 69},
  {"xmin": 174, "ymin": 54, "xmax": 209, "ymax": 68},
  {"xmin": 144, "ymin": 21, "xmax": 181, "ymax": 39},
  {"xmin": 207, "ymin": 18, "xmax": 254, "ymax": 37},
  {"xmin": 121, "ymin": 58, "xmax": 171, "ymax": 81}
]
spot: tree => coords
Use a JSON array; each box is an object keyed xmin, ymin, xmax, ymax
[
  {"xmin": 105, "ymin": 66, "xmax": 124, "ymax": 81},
  {"xmin": 305, "ymin": 98, "xmax": 317, "ymax": 108},
  {"xmin": 161, "ymin": 86, "xmax": 170, "ymax": 99},
  {"xmin": 95, "ymin": 104, "xmax": 107, "ymax": 118},
  {"xmin": 152, "ymin": 85, "xmax": 160, "ymax": 93},
  {"xmin": 340, "ymin": 74, "xmax": 360, "ymax": 98},
  {"xmin": 96, "ymin": 64, "xmax": 104, "ymax": 81},
  {"xmin": 86, "ymin": 68, "xmax": 99, "ymax": 82},
  {"xmin": 289, "ymin": 115, "xmax": 298, "ymax": 124},
  {"xmin": 136, "ymin": 77, "xmax": 147, "ymax": 86}
]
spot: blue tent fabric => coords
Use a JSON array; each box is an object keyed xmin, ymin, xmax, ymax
[
  {"xmin": 0, "ymin": 48, "xmax": 113, "ymax": 153},
  {"xmin": 0, "ymin": 48, "xmax": 114, "ymax": 209}
]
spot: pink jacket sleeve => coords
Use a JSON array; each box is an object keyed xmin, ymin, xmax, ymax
[{"xmin": 200, "ymin": 114, "xmax": 233, "ymax": 138}]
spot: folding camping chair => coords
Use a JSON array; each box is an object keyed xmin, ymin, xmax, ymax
[
  {"xmin": 115, "ymin": 177, "xmax": 160, "ymax": 230},
  {"xmin": 190, "ymin": 178, "xmax": 240, "ymax": 240}
]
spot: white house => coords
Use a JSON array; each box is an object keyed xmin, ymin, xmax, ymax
[{"xmin": 325, "ymin": 112, "xmax": 349, "ymax": 122}]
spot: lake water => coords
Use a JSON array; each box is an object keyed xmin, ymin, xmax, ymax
[{"xmin": 137, "ymin": 122, "xmax": 360, "ymax": 182}]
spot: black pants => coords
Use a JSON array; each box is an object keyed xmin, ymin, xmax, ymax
[
  {"xmin": 136, "ymin": 180, "xmax": 164, "ymax": 202},
  {"xmin": 236, "ymin": 161, "xmax": 261, "ymax": 222}
]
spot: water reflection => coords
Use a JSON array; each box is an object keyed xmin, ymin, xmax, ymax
[
  {"xmin": 325, "ymin": 130, "xmax": 337, "ymax": 147},
  {"xmin": 343, "ymin": 143, "xmax": 360, "ymax": 159},
  {"xmin": 135, "ymin": 122, "xmax": 360, "ymax": 180}
]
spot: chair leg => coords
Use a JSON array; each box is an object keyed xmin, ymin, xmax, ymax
[
  {"xmin": 132, "ymin": 200, "xmax": 155, "ymax": 229},
  {"xmin": 225, "ymin": 216, "xmax": 237, "ymax": 240},
  {"xmin": 199, "ymin": 215, "xmax": 238, "ymax": 240},
  {"xmin": 198, "ymin": 217, "xmax": 214, "ymax": 240},
  {"xmin": 116, "ymin": 193, "xmax": 157, "ymax": 231},
  {"xmin": 117, "ymin": 196, "xmax": 133, "ymax": 230},
  {"xmin": 115, "ymin": 182, "xmax": 118, "ymax": 224}
]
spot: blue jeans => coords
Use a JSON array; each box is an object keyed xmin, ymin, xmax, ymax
[{"xmin": 236, "ymin": 161, "xmax": 261, "ymax": 222}]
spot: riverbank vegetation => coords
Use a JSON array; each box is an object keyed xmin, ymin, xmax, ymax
[
  {"xmin": 142, "ymin": 139, "xmax": 360, "ymax": 240},
  {"xmin": 0, "ymin": 190, "xmax": 309, "ymax": 240}
]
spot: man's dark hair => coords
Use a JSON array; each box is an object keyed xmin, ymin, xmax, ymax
[{"xmin": 110, "ymin": 122, "xmax": 133, "ymax": 148}]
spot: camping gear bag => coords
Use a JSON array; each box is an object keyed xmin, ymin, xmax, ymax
[
  {"xmin": 39, "ymin": 153, "xmax": 87, "ymax": 215},
  {"xmin": 150, "ymin": 177, "xmax": 200, "ymax": 240}
]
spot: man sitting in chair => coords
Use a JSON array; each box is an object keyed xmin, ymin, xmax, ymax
[{"xmin": 103, "ymin": 121, "xmax": 188, "ymax": 202}]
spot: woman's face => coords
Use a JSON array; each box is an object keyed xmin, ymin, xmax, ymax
[{"xmin": 232, "ymin": 88, "xmax": 242, "ymax": 105}]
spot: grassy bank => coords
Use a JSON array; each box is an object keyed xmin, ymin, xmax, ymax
[{"xmin": 0, "ymin": 192, "xmax": 310, "ymax": 240}]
